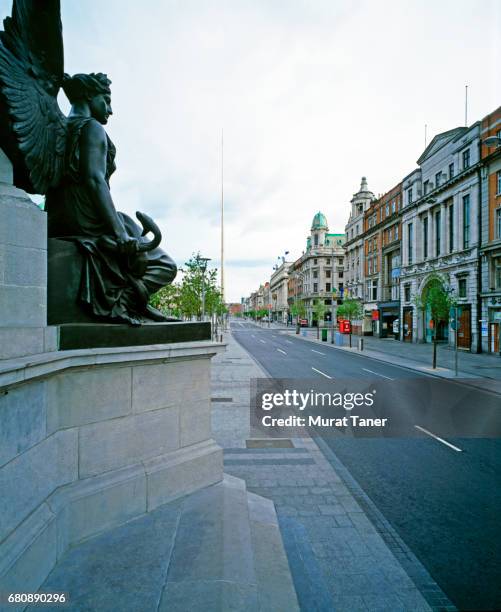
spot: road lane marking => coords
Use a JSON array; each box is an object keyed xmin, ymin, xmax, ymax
[
  {"xmin": 285, "ymin": 340, "xmax": 293, "ymax": 344},
  {"xmin": 311, "ymin": 349, "xmax": 325, "ymax": 355},
  {"xmin": 414, "ymin": 425, "xmax": 463, "ymax": 452},
  {"xmin": 251, "ymin": 334, "xmax": 256, "ymax": 338},
  {"xmin": 277, "ymin": 348, "xmax": 287, "ymax": 355},
  {"xmin": 260, "ymin": 339, "xmax": 266, "ymax": 344},
  {"xmin": 362, "ymin": 368, "xmax": 394, "ymax": 380},
  {"xmin": 311, "ymin": 367, "xmax": 332, "ymax": 379}
]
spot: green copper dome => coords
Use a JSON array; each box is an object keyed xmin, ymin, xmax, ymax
[{"xmin": 311, "ymin": 211, "xmax": 328, "ymax": 231}]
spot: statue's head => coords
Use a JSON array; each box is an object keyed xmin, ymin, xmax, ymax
[{"xmin": 62, "ymin": 73, "xmax": 112, "ymax": 125}]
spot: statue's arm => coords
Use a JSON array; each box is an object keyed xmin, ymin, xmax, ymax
[{"xmin": 80, "ymin": 120, "xmax": 127, "ymax": 239}]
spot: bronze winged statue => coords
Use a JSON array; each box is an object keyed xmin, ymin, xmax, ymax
[{"xmin": 0, "ymin": 0, "xmax": 177, "ymax": 325}]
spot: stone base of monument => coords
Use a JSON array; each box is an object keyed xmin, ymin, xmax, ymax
[{"xmin": 0, "ymin": 341, "xmax": 225, "ymax": 603}]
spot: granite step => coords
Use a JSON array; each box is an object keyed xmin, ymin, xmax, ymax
[
  {"xmin": 158, "ymin": 474, "xmax": 258, "ymax": 610},
  {"xmin": 247, "ymin": 492, "xmax": 300, "ymax": 611},
  {"xmin": 26, "ymin": 474, "xmax": 298, "ymax": 611}
]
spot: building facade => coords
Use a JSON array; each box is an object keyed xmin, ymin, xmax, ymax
[
  {"xmin": 344, "ymin": 177, "xmax": 375, "ymax": 301},
  {"xmin": 480, "ymin": 106, "xmax": 501, "ymax": 353},
  {"xmin": 400, "ymin": 124, "xmax": 482, "ymax": 350},
  {"xmin": 362, "ymin": 183, "xmax": 402, "ymax": 337},
  {"xmin": 289, "ymin": 212, "xmax": 345, "ymax": 327},
  {"xmin": 270, "ymin": 260, "xmax": 293, "ymax": 323}
]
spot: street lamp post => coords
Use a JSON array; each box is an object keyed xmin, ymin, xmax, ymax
[{"xmin": 195, "ymin": 255, "xmax": 211, "ymax": 322}]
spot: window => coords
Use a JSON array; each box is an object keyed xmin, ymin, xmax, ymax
[
  {"xmin": 458, "ymin": 278, "xmax": 467, "ymax": 298},
  {"xmin": 339, "ymin": 283, "xmax": 344, "ymax": 292},
  {"xmin": 326, "ymin": 270, "xmax": 331, "ymax": 278},
  {"xmin": 395, "ymin": 225, "xmax": 399, "ymax": 240},
  {"xmin": 449, "ymin": 204, "xmax": 454, "ymax": 252},
  {"xmin": 407, "ymin": 187, "xmax": 413, "ymax": 205},
  {"xmin": 497, "ymin": 171, "xmax": 501, "ymax": 195},
  {"xmin": 326, "ymin": 283, "xmax": 331, "ymax": 292},
  {"xmin": 496, "ymin": 258, "xmax": 501, "ymax": 289},
  {"xmin": 368, "ymin": 256, "xmax": 372, "ymax": 274},
  {"xmin": 496, "ymin": 208, "xmax": 501, "ymax": 239},
  {"xmin": 462, "ymin": 148, "xmax": 470, "ymax": 169},
  {"xmin": 366, "ymin": 281, "xmax": 371, "ymax": 301},
  {"xmin": 385, "ymin": 203, "xmax": 390, "ymax": 217},
  {"xmin": 424, "ymin": 180, "xmax": 429, "ymax": 195},
  {"xmin": 404, "ymin": 284, "xmax": 411, "ymax": 302},
  {"xmin": 435, "ymin": 172, "xmax": 442, "ymax": 187},
  {"xmin": 371, "ymin": 281, "xmax": 377, "ymax": 301},
  {"xmin": 339, "ymin": 271, "xmax": 343, "ymax": 279},
  {"xmin": 313, "ymin": 270, "xmax": 318, "ymax": 279},
  {"xmin": 435, "ymin": 211, "xmax": 441, "ymax": 256},
  {"xmin": 326, "ymin": 258, "xmax": 331, "ymax": 265},
  {"xmin": 463, "ymin": 194, "xmax": 470, "ymax": 249},
  {"xmin": 313, "ymin": 283, "xmax": 318, "ymax": 293},
  {"xmin": 338, "ymin": 258, "xmax": 343, "ymax": 265},
  {"xmin": 449, "ymin": 163, "xmax": 454, "ymax": 179},
  {"xmin": 423, "ymin": 216, "xmax": 428, "ymax": 258},
  {"xmin": 314, "ymin": 234, "xmax": 319, "ymax": 246},
  {"xmin": 408, "ymin": 223, "xmax": 413, "ymax": 263},
  {"xmin": 392, "ymin": 200, "xmax": 396, "ymax": 214},
  {"xmin": 313, "ymin": 258, "xmax": 318, "ymax": 264}
]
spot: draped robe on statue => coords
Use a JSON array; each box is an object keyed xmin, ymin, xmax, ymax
[{"xmin": 45, "ymin": 116, "xmax": 176, "ymax": 324}]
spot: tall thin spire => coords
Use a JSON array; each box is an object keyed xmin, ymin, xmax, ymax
[
  {"xmin": 464, "ymin": 85, "xmax": 468, "ymax": 127},
  {"xmin": 220, "ymin": 129, "xmax": 224, "ymax": 303}
]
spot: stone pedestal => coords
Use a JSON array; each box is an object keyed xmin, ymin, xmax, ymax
[
  {"xmin": 0, "ymin": 148, "xmax": 57, "ymax": 359},
  {"xmin": 0, "ymin": 341, "xmax": 225, "ymax": 599}
]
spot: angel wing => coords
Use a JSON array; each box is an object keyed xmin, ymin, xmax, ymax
[{"xmin": 0, "ymin": 0, "xmax": 67, "ymax": 194}]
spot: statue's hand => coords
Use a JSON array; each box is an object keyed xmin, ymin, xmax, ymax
[{"xmin": 116, "ymin": 234, "xmax": 139, "ymax": 257}]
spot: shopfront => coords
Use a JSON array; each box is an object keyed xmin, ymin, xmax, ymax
[
  {"xmin": 378, "ymin": 301, "xmax": 400, "ymax": 338},
  {"xmin": 488, "ymin": 305, "xmax": 501, "ymax": 354},
  {"xmin": 402, "ymin": 307, "xmax": 413, "ymax": 342}
]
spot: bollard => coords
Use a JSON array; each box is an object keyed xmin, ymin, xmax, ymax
[{"xmin": 358, "ymin": 337, "xmax": 364, "ymax": 351}]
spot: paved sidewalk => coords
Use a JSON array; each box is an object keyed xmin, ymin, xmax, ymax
[
  {"xmin": 211, "ymin": 330, "xmax": 456, "ymax": 612},
  {"xmin": 254, "ymin": 321, "xmax": 501, "ymax": 394}
]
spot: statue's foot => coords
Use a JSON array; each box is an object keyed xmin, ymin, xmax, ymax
[{"xmin": 143, "ymin": 304, "xmax": 181, "ymax": 323}]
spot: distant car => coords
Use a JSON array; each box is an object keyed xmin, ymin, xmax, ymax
[{"xmin": 299, "ymin": 318, "xmax": 308, "ymax": 327}]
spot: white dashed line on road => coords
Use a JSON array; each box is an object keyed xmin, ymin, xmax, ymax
[
  {"xmin": 277, "ymin": 348, "xmax": 287, "ymax": 355},
  {"xmin": 311, "ymin": 349, "xmax": 325, "ymax": 355},
  {"xmin": 251, "ymin": 334, "xmax": 256, "ymax": 338},
  {"xmin": 260, "ymin": 339, "xmax": 266, "ymax": 344},
  {"xmin": 285, "ymin": 340, "xmax": 293, "ymax": 344},
  {"xmin": 311, "ymin": 367, "xmax": 332, "ymax": 379},
  {"xmin": 414, "ymin": 425, "xmax": 463, "ymax": 452},
  {"xmin": 362, "ymin": 368, "xmax": 394, "ymax": 380}
]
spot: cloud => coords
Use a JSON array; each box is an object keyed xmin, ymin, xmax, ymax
[{"xmin": 35, "ymin": 0, "xmax": 499, "ymax": 301}]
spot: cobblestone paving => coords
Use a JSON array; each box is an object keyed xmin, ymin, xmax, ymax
[{"xmin": 212, "ymin": 329, "xmax": 457, "ymax": 612}]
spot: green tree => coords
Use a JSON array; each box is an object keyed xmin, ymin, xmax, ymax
[
  {"xmin": 414, "ymin": 278, "xmax": 456, "ymax": 368},
  {"xmin": 337, "ymin": 298, "xmax": 363, "ymax": 348},
  {"xmin": 149, "ymin": 283, "xmax": 182, "ymax": 318},
  {"xmin": 290, "ymin": 299, "xmax": 306, "ymax": 334},
  {"xmin": 312, "ymin": 299, "xmax": 327, "ymax": 339},
  {"xmin": 150, "ymin": 252, "xmax": 225, "ymax": 321}
]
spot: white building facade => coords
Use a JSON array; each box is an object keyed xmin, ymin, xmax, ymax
[
  {"xmin": 400, "ymin": 125, "xmax": 482, "ymax": 350},
  {"xmin": 344, "ymin": 177, "xmax": 375, "ymax": 302}
]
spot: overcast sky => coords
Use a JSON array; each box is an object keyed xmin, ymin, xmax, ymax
[{"xmin": 7, "ymin": 0, "xmax": 500, "ymax": 302}]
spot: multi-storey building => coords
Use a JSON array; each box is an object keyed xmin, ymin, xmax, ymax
[
  {"xmin": 289, "ymin": 212, "xmax": 345, "ymax": 327},
  {"xmin": 480, "ymin": 106, "xmax": 501, "ymax": 354},
  {"xmin": 362, "ymin": 183, "xmax": 402, "ymax": 337},
  {"xmin": 344, "ymin": 177, "xmax": 375, "ymax": 304},
  {"xmin": 270, "ymin": 260, "xmax": 293, "ymax": 323},
  {"xmin": 400, "ymin": 123, "xmax": 482, "ymax": 350}
]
